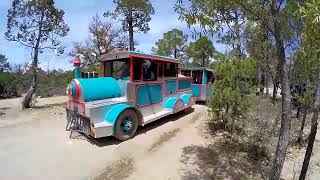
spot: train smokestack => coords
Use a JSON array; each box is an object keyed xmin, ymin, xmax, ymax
[{"xmin": 73, "ymin": 57, "xmax": 81, "ymax": 78}]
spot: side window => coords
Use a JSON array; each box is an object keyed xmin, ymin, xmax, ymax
[
  {"xmin": 181, "ymin": 70, "xmax": 191, "ymax": 77},
  {"xmin": 143, "ymin": 59, "xmax": 157, "ymax": 81},
  {"xmin": 206, "ymin": 71, "xmax": 214, "ymax": 84},
  {"xmin": 134, "ymin": 59, "xmax": 142, "ymax": 81},
  {"xmin": 104, "ymin": 59, "xmax": 130, "ymax": 79},
  {"xmin": 104, "ymin": 61, "xmax": 112, "ymax": 77},
  {"xmin": 114, "ymin": 60, "xmax": 128, "ymax": 79},
  {"xmin": 192, "ymin": 70, "xmax": 203, "ymax": 84},
  {"xmin": 158, "ymin": 61, "xmax": 164, "ymax": 78},
  {"xmin": 164, "ymin": 62, "xmax": 177, "ymax": 77}
]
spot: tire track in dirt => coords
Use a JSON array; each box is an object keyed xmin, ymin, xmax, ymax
[{"xmin": 90, "ymin": 105, "xmax": 207, "ymax": 180}]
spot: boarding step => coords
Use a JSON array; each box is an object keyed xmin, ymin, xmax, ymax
[
  {"xmin": 142, "ymin": 109, "xmax": 171, "ymax": 125},
  {"xmin": 93, "ymin": 121, "xmax": 112, "ymax": 128}
]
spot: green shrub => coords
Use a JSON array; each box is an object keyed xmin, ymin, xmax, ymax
[
  {"xmin": 0, "ymin": 72, "xmax": 19, "ymax": 97},
  {"xmin": 208, "ymin": 58, "xmax": 258, "ymax": 132}
]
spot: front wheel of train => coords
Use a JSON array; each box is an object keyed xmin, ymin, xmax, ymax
[{"xmin": 114, "ymin": 109, "xmax": 138, "ymax": 141}]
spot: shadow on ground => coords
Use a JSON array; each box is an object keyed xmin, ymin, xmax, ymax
[
  {"xmin": 178, "ymin": 115, "xmax": 271, "ymax": 180},
  {"xmin": 70, "ymin": 132, "xmax": 122, "ymax": 147},
  {"xmin": 180, "ymin": 137, "xmax": 270, "ymax": 180},
  {"xmin": 75, "ymin": 108, "xmax": 195, "ymax": 147},
  {"xmin": 0, "ymin": 107, "xmax": 11, "ymax": 110},
  {"xmin": 33, "ymin": 102, "xmax": 66, "ymax": 109},
  {"xmin": 196, "ymin": 101, "xmax": 208, "ymax": 106},
  {"xmin": 0, "ymin": 107, "xmax": 11, "ymax": 117}
]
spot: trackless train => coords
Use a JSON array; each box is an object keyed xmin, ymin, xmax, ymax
[{"xmin": 66, "ymin": 51, "xmax": 195, "ymax": 140}]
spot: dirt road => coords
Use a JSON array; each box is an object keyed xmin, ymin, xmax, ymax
[
  {"xmin": 1, "ymin": 96, "xmax": 319, "ymax": 180},
  {"xmin": 0, "ymin": 96, "xmax": 209, "ymax": 180}
]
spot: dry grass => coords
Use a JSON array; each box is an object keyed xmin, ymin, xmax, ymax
[
  {"xmin": 180, "ymin": 137, "xmax": 270, "ymax": 180},
  {"xmin": 190, "ymin": 97, "xmax": 282, "ymax": 179},
  {"xmin": 92, "ymin": 157, "xmax": 134, "ymax": 180}
]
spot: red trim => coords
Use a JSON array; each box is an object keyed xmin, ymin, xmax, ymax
[
  {"xmin": 73, "ymin": 79, "xmax": 81, "ymax": 98},
  {"xmin": 162, "ymin": 62, "xmax": 164, "ymax": 78},
  {"xmin": 177, "ymin": 89, "xmax": 190, "ymax": 93},
  {"xmin": 130, "ymin": 56, "xmax": 134, "ymax": 82},
  {"xmin": 140, "ymin": 60, "xmax": 144, "ymax": 81},
  {"xmin": 130, "ymin": 54, "xmax": 181, "ymax": 64},
  {"xmin": 134, "ymin": 80, "xmax": 164, "ymax": 85},
  {"xmin": 161, "ymin": 80, "xmax": 165, "ymax": 97},
  {"xmin": 157, "ymin": 61, "xmax": 159, "ymax": 78},
  {"xmin": 134, "ymin": 83, "xmax": 138, "ymax": 106},
  {"xmin": 101, "ymin": 62, "xmax": 105, "ymax": 77}
]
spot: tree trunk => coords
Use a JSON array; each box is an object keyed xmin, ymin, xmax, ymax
[
  {"xmin": 234, "ymin": 11, "xmax": 242, "ymax": 60},
  {"xmin": 22, "ymin": 13, "xmax": 43, "ymax": 109},
  {"xmin": 260, "ymin": 69, "xmax": 265, "ymax": 95},
  {"xmin": 299, "ymin": 56, "xmax": 320, "ymax": 180},
  {"xmin": 223, "ymin": 104, "xmax": 230, "ymax": 126},
  {"xmin": 297, "ymin": 108, "xmax": 307, "ymax": 144},
  {"xmin": 273, "ymin": 82, "xmax": 278, "ymax": 102},
  {"xmin": 202, "ymin": 57, "xmax": 205, "ymax": 67},
  {"xmin": 258, "ymin": 68, "xmax": 263, "ymax": 95},
  {"xmin": 128, "ymin": 11, "xmax": 134, "ymax": 51},
  {"xmin": 296, "ymin": 104, "xmax": 301, "ymax": 118},
  {"xmin": 266, "ymin": 74, "xmax": 270, "ymax": 95},
  {"xmin": 270, "ymin": 1, "xmax": 292, "ymax": 179},
  {"xmin": 174, "ymin": 48, "xmax": 177, "ymax": 59},
  {"xmin": 22, "ymin": 48, "xmax": 39, "ymax": 108}
]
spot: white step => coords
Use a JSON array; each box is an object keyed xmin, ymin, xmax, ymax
[
  {"xmin": 94, "ymin": 121, "xmax": 112, "ymax": 128},
  {"xmin": 142, "ymin": 109, "xmax": 172, "ymax": 125}
]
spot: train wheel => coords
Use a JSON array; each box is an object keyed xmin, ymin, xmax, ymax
[
  {"xmin": 183, "ymin": 97, "xmax": 195, "ymax": 114},
  {"xmin": 114, "ymin": 109, "xmax": 138, "ymax": 141}
]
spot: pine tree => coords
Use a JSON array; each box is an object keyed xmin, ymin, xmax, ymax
[{"xmin": 6, "ymin": 0, "xmax": 69, "ymax": 108}]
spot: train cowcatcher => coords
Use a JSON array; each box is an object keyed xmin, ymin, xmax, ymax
[{"xmin": 66, "ymin": 50, "xmax": 195, "ymax": 140}]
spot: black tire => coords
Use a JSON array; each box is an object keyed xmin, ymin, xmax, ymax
[{"xmin": 114, "ymin": 109, "xmax": 139, "ymax": 141}]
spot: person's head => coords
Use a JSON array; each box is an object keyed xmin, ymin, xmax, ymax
[{"xmin": 144, "ymin": 60, "xmax": 151, "ymax": 69}]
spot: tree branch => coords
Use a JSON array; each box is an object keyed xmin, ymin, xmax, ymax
[
  {"xmin": 2, "ymin": 34, "xmax": 35, "ymax": 48},
  {"xmin": 235, "ymin": 0, "xmax": 275, "ymax": 36}
]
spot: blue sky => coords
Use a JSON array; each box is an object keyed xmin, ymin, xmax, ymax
[{"xmin": 0, "ymin": 0, "xmax": 227, "ymax": 70}]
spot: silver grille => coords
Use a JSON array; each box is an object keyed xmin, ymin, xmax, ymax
[{"xmin": 66, "ymin": 108, "xmax": 91, "ymax": 136}]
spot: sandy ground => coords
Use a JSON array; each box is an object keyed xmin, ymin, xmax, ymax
[
  {"xmin": 282, "ymin": 124, "xmax": 320, "ymax": 180},
  {"xmin": 0, "ymin": 96, "xmax": 319, "ymax": 180},
  {"xmin": 0, "ymin": 96, "xmax": 209, "ymax": 180}
]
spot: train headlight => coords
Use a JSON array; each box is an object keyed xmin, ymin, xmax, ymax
[
  {"xmin": 66, "ymin": 85, "xmax": 72, "ymax": 96},
  {"xmin": 66, "ymin": 82, "xmax": 77, "ymax": 97}
]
